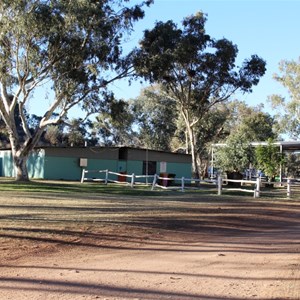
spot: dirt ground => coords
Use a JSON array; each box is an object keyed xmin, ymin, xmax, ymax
[{"xmin": 0, "ymin": 190, "xmax": 299, "ymax": 300}]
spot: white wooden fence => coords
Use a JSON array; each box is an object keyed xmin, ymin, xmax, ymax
[
  {"xmin": 151, "ymin": 173, "xmax": 217, "ymax": 192},
  {"xmin": 80, "ymin": 169, "xmax": 154, "ymax": 187},
  {"xmin": 218, "ymin": 177, "xmax": 260, "ymax": 198},
  {"xmin": 81, "ymin": 169, "xmax": 293, "ymax": 198},
  {"xmin": 217, "ymin": 177, "xmax": 293, "ymax": 198}
]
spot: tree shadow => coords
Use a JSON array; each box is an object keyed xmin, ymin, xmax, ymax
[{"xmin": 0, "ymin": 275, "xmax": 298, "ymax": 300}]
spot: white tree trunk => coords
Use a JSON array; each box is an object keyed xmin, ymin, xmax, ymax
[
  {"xmin": 186, "ymin": 124, "xmax": 200, "ymax": 179},
  {"xmin": 14, "ymin": 153, "xmax": 29, "ymax": 181}
]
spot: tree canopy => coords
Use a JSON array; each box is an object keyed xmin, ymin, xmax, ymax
[
  {"xmin": 133, "ymin": 12, "xmax": 266, "ymax": 178},
  {"xmin": 0, "ymin": 0, "xmax": 152, "ymax": 180},
  {"xmin": 268, "ymin": 58, "xmax": 300, "ymax": 139},
  {"xmin": 214, "ymin": 103, "xmax": 277, "ymax": 176},
  {"xmin": 255, "ymin": 139, "xmax": 285, "ymax": 182},
  {"xmin": 132, "ymin": 85, "xmax": 178, "ymax": 151}
]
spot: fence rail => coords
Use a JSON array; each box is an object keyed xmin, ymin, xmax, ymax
[
  {"xmin": 81, "ymin": 169, "xmax": 294, "ymax": 198},
  {"xmin": 81, "ymin": 169, "xmax": 154, "ymax": 187}
]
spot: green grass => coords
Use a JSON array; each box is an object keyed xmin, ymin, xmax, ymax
[
  {"xmin": 0, "ymin": 177, "xmax": 296, "ymax": 200},
  {"xmin": 0, "ymin": 178, "xmax": 173, "ymax": 196}
]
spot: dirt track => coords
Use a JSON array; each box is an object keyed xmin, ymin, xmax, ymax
[{"xmin": 0, "ymin": 191, "xmax": 299, "ymax": 299}]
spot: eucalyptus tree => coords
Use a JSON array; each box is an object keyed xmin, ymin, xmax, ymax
[
  {"xmin": 133, "ymin": 12, "xmax": 266, "ymax": 178},
  {"xmin": 0, "ymin": 0, "xmax": 152, "ymax": 181},
  {"xmin": 268, "ymin": 58, "xmax": 300, "ymax": 139},
  {"xmin": 94, "ymin": 97, "xmax": 135, "ymax": 146},
  {"xmin": 214, "ymin": 131, "xmax": 255, "ymax": 175},
  {"xmin": 132, "ymin": 85, "xmax": 178, "ymax": 151},
  {"xmin": 255, "ymin": 139, "xmax": 285, "ymax": 183}
]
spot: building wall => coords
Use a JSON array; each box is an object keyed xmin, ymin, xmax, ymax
[
  {"xmin": 121, "ymin": 147, "xmax": 191, "ymax": 164},
  {"xmin": 126, "ymin": 160, "xmax": 145, "ymax": 176},
  {"xmin": 44, "ymin": 147, "xmax": 119, "ymax": 160},
  {"xmin": 43, "ymin": 156, "xmax": 119, "ymax": 181},
  {"xmin": 0, "ymin": 147, "xmax": 192, "ymax": 181},
  {"xmin": 122, "ymin": 159, "xmax": 191, "ymax": 183},
  {"xmin": 0, "ymin": 151, "xmax": 13, "ymax": 177},
  {"xmin": 0, "ymin": 149, "xmax": 45, "ymax": 178},
  {"xmin": 42, "ymin": 147, "xmax": 120, "ymax": 180},
  {"xmin": 27, "ymin": 150, "xmax": 45, "ymax": 179},
  {"xmin": 164, "ymin": 162, "xmax": 191, "ymax": 178}
]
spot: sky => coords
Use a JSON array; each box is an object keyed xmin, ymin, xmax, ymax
[
  {"xmin": 110, "ymin": 0, "xmax": 300, "ymax": 112},
  {"xmin": 29, "ymin": 0, "xmax": 300, "ymax": 121}
]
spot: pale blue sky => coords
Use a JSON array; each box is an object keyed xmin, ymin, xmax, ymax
[
  {"xmin": 111, "ymin": 0, "xmax": 300, "ymax": 112},
  {"xmin": 29, "ymin": 0, "xmax": 300, "ymax": 118}
]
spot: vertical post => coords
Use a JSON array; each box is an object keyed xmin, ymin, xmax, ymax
[
  {"xmin": 287, "ymin": 178, "xmax": 291, "ymax": 198},
  {"xmin": 255, "ymin": 177, "xmax": 261, "ymax": 198},
  {"xmin": 217, "ymin": 175, "xmax": 222, "ymax": 195},
  {"xmin": 105, "ymin": 169, "xmax": 109, "ymax": 185},
  {"xmin": 80, "ymin": 168, "xmax": 85, "ymax": 183},
  {"xmin": 131, "ymin": 173, "xmax": 135, "ymax": 188},
  {"xmin": 181, "ymin": 177, "xmax": 185, "ymax": 192},
  {"xmin": 211, "ymin": 146, "xmax": 214, "ymax": 179},
  {"xmin": 279, "ymin": 144, "xmax": 283, "ymax": 185},
  {"xmin": 151, "ymin": 174, "xmax": 157, "ymax": 191},
  {"xmin": 146, "ymin": 148, "xmax": 149, "ymax": 185}
]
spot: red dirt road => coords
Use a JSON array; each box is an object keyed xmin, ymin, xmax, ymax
[{"xmin": 0, "ymin": 192, "xmax": 299, "ymax": 299}]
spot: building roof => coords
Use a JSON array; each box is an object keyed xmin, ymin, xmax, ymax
[
  {"xmin": 213, "ymin": 141, "xmax": 300, "ymax": 152},
  {"xmin": 252, "ymin": 141, "xmax": 300, "ymax": 151}
]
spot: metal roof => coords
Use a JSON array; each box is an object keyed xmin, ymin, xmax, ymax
[
  {"xmin": 213, "ymin": 141, "xmax": 300, "ymax": 152},
  {"xmin": 251, "ymin": 141, "xmax": 300, "ymax": 151}
]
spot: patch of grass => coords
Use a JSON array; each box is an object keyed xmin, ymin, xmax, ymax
[{"xmin": 0, "ymin": 178, "xmax": 172, "ymax": 196}]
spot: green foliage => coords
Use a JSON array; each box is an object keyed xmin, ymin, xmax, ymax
[
  {"xmin": 255, "ymin": 139, "xmax": 285, "ymax": 181},
  {"xmin": 223, "ymin": 100, "xmax": 278, "ymax": 141},
  {"xmin": 284, "ymin": 153, "xmax": 300, "ymax": 178},
  {"xmin": 214, "ymin": 102, "xmax": 277, "ymax": 175},
  {"xmin": 133, "ymin": 12, "xmax": 266, "ymax": 177},
  {"xmin": 44, "ymin": 125, "xmax": 62, "ymax": 146},
  {"xmin": 0, "ymin": 0, "xmax": 152, "ymax": 180},
  {"xmin": 215, "ymin": 133, "xmax": 254, "ymax": 173},
  {"xmin": 132, "ymin": 85, "xmax": 178, "ymax": 151},
  {"xmin": 237, "ymin": 112, "xmax": 276, "ymax": 141},
  {"xmin": 94, "ymin": 97, "xmax": 135, "ymax": 146},
  {"xmin": 268, "ymin": 58, "xmax": 300, "ymax": 139}
]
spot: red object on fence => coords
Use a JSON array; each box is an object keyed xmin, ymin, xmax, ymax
[
  {"xmin": 118, "ymin": 172, "xmax": 127, "ymax": 182},
  {"xmin": 160, "ymin": 173, "xmax": 169, "ymax": 187}
]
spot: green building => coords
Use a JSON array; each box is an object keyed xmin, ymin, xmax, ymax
[{"xmin": 0, "ymin": 146, "xmax": 192, "ymax": 181}]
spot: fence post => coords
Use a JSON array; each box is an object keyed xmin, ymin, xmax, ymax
[
  {"xmin": 181, "ymin": 177, "xmax": 185, "ymax": 192},
  {"xmin": 151, "ymin": 174, "xmax": 157, "ymax": 191},
  {"xmin": 80, "ymin": 168, "xmax": 85, "ymax": 183},
  {"xmin": 255, "ymin": 177, "xmax": 260, "ymax": 198},
  {"xmin": 105, "ymin": 169, "xmax": 109, "ymax": 185},
  {"xmin": 131, "ymin": 173, "xmax": 135, "ymax": 188},
  {"xmin": 287, "ymin": 178, "xmax": 291, "ymax": 198},
  {"xmin": 217, "ymin": 175, "xmax": 222, "ymax": 195}
]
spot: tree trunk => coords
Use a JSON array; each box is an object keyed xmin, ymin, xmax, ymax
[
  {"xmin": 13, "ymin": 153, "xmax": 30, "ymax": 181},
  {"xmin": 9, "ymin": 134, "xmax": 32, "ymax": 182},
  {"xmin": 186, "ymin": 125, "xmax": 200, "ymax": 179}
]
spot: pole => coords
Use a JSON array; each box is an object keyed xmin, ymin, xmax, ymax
[
  {"xmin": 80, "ymin": 168, "xmax": 85, "ymax": 183},
  {"xmin": 211, "ymin": 146, "xmax": 214, "ymax": 179},
  {"xmin": 151, "ymin": 174, "xmax": 157, "ymax": 191},
  {"xmin": 131, "ymin": 173, "xmax": 135, "ymax": 188},
  {"xmin": 255, "ymin": 177, "xmax": 260, "ymax": 198},
  {"xmin": 146, "ymin": 148, "xmax": 149, "ymax": 185},
  {"xmin": 287, "ymin": 178, "xmax": 291, "ymax": 198},
  {"xmin": 217, "ymin": 175, "xmax": 222, "ymax": 195},
  {"xmin": 105, "ymin": 169, "xmax": 109, "ymax": 185}
]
